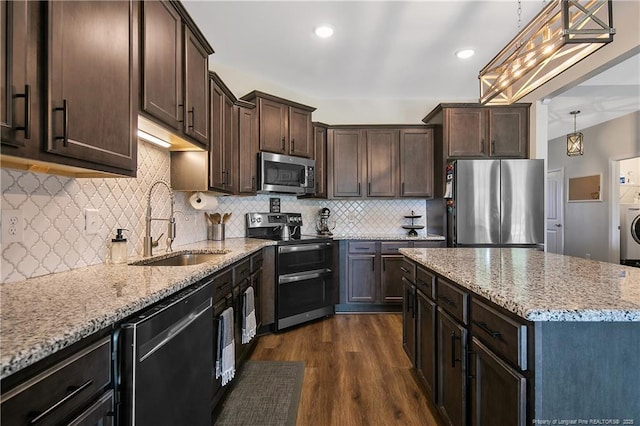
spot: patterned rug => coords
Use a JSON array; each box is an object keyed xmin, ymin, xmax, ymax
[{"xmin": 214, "ymin": 361, "xmax": 305, "ymax": 426}]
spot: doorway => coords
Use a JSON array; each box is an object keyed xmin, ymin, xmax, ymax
[
  {"xmin": 546, "ymin": 169, "xmax": 564, "ymax": 254},
  {"xmin": 616, "ymin": 156, "xmax": 640, "ymax": 265}
]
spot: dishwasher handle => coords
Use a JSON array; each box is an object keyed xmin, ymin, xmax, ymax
[{"xmin": 139, "ymin": 297, "xmax": 212, "ymax": 362}]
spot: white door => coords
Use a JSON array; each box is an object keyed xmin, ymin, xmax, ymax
[{"xmin": 546, "ymin": 169, "xmax": 564, "ymax": 253}]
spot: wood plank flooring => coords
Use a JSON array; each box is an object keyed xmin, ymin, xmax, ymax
[{"xmin": 250, "ymin": 314, "xmax": 440, "ymax": 426}]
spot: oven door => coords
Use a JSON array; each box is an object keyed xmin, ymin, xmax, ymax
[
  {"xmin": 277, "ymin": 269, "xmax": 333, "ymax": 330},
  {"xmin": 277, "ymin": 242, "xmax": 333, "ymax": 276}
]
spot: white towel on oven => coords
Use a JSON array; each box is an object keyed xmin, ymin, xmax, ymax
[
  {"xmin": 216, "ymin": 307, "xmax": 235, "ymax": 386},
  {"xmin": 242, "ymin": 287, "xmax": 257, "ymax": 344}
]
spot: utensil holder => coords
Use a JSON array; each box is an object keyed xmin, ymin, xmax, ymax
[{"xmin": 208, "ymin": 223, "xmax": 225, "ymax": 241}]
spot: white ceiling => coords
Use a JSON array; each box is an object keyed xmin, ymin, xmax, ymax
[{"xmin": 183, "ymin": 1, "xmax": 639, "ymax": 135}]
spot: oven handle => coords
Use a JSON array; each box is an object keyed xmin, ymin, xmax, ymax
[
  {"xmin": 279, "ymin": 268, "xmax": 332, "ymax": 284},
  {"xmin": 278, "ymin": 243, "xmax": 333, "ymax": 254}
]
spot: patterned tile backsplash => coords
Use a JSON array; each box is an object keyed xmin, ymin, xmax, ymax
[{"xmin": 1, "ymin": 141, "xmax": 427, "ymax": 284}]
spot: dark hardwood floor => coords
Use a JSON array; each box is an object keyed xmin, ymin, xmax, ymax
[{"xmin": 250, "ymin": 314, "xmax": 439, "ymax": 426}]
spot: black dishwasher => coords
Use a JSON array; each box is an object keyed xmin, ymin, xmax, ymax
[{"xmin": 117, "ymin": 279, "xmax": 213, "ymax": 426}]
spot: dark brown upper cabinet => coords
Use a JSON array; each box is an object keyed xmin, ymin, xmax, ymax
[
  {"xmin": 400, "ymin": 128, "xmax": 434, "ymax": 198},
  {"xmin": 365, "ymin": 129, "xmax": 398, "ymax": 197},
  {"xmin": 312, "ymin": 123, "xmax": 328, "ymax": 198},
  {"xmin": 1, "ymin": 1, "xmax": 139, "ymax": 177},
  {"xmin": 423, "ymin": 103, "xmax": 530, "ymax": 160},
  {"xmin": 172, "ymin": 72, "xmax": 257, "ymax": 196},
  {"xmin": 140, "ymin": 0, "xmax": 213, "ymax": 149},
  {"xmin": 240, "ymin": 91, "xmax": 315, "ymax": 158},
  {"xmin": 327, "ymin": 128, "xmax": 364, "ymax": 198},
  {"xmin": 328, "ymin": 125, "xmax": 433, "ymax": 199}
]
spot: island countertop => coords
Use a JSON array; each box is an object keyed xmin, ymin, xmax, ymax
[
  {"xmin": 400, "ymin": 247, "xmax": 640, "ymax": 322},
  {"xmin": 0, "ymin": 238, "xmax": 275, "ymax": 380}
]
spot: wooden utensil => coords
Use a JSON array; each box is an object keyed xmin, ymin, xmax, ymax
[
  {"xmin": 222, "ymin": 213, "xmax": 232, "ymax": 223},
  {"xmin": 212, "ymin": 212, "xmax": 222, "ymax": 224}
]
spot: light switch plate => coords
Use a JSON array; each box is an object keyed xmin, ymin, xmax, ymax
[
  {"xmin": 2, "ymin": 209, "xmax": 24, "ymax": 244},
  {"xmin": 84, "ymin": 208, "xmax": 100, "ymax": 235}
]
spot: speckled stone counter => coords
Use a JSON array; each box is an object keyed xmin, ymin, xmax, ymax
[
  {"xmin": 331, "ymin": 233, "xmax": 445, "ymax": 241},
  {"xmin": 400, "ymin": 247, "xmax": 640, "ymax": 322},
  {"xmin": 0, "ymin": 238, "xmax": 275, "ymax": 379}
]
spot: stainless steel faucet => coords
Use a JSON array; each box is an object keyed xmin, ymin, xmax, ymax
[{"xmin": 144, "ymin": 180, "xmax": 176, "ymax": 257}]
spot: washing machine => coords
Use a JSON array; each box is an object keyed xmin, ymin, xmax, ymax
[{"xmin": 620, "ymin": 204, "xmax": 640, "ymax": 262}]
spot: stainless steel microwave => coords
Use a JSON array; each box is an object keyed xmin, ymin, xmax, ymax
[{"xmin": 258, "ymin": 152, "xmax": 315, "ymax": 195}]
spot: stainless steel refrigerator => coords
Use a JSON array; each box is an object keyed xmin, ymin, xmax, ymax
[{"xmin": 447, "ymin": 159, "xmax": 544, "ymax": 247}]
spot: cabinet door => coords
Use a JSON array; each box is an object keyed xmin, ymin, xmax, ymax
[
  {"xmin": 288, "ymin": 106, "xmax": 312, "ymax": 157},
  {"xmin": 402, "ymin": 279, "xmax": 416, "ymax": 364},
  {"xmin": 1, "ymin": 0, "xmax": 36, "ymax": 148},
  {"xmin": 438, "ymin": 308, "xmax": 468, "ymax": 426},
  {"xmin": 222, "ymin": 96, "xmax": 234, "ymax": 192},
  {"xmin": 313, "ymin": 124, "xmax": 327, "ymax": 198},
  {"xmin": 209, "ymin": 80, "xmax": 225, "ymax": 191},
  {"xmin": 366, "ymin": 129, "xmax": 398, "ymax": 197},
  {"xmin": 381, "ymin": 255, "xmax": 404, "ymax": 303},
  {"xmin": 488, "ymin": 107, "xmax": 528, "ymax": 158},
  {"xmin": 183, "ymin": 25, "xmax": 209, "ymax": 147},
  {"xmin": 470, "ymin": 337, "xmax": 526, "ymax": 426},
  {"xmin": 417, "ymin": 290, "xmax": 437, "ymax": 400},
  {"xmin": 400, "ymin": 128, "xmax": 434, "ymax": 197},
  {"xmin": 328, "ymin": 129, "xmax": 364, "ymax": 198},
  {"xmin": 446, "ymin": 108, "xmax": 486, "ymax": 158},
  {"xmin": 347, "ymin": 254, "xmax": 376, "ymax": 302},
  {"xmin": 47, "ymin": 1, "xmax": 137, "ymax": 172},
  {"xmin": 258, "ymin": 98, "xmax": 287, "ymax": 153},
  {"xmin": 140, "ymin": 0, "xmax": 182, "ymax": 131},
  {"xmin": 238, "ymin": 106, "xmax": 258, "ymax": 194}
]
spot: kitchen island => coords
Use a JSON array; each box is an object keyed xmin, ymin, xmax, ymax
[{"xmin": 400, "ymin": 247, "xmax": 640, "ymax": 425}]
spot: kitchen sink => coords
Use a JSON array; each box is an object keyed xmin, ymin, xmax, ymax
[{"xmin": 130, "ymin": 251, "xmax": 231, "ymax": 267}]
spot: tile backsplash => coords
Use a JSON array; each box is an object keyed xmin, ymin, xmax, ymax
[{"xmin": 1, "ymin": 142, "xmax": 427, "ymax": 284}]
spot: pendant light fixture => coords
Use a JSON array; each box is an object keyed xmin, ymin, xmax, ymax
[
  {"xmin": 479, "ymin": 0, "xmax": 615, "ymax": 105},
  {"xmin": 566, "ymin": 110, "xmax": 584, "ymax": 156}
]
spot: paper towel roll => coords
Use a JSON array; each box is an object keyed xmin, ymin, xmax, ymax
[{"xmin": 189, "ymin": 192, "xmax": 219, "ymax": 210}]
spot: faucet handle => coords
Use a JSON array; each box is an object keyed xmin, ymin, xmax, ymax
[{"xmin": 152, "ymin": 233, "xmax": 164, "ymax": 248}]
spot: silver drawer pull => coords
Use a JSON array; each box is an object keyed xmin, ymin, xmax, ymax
[
  {"xmin": 28, "ymin": 379, "xmax": 93, "ymax": 424},
  {"xmin": 473, "ymin": 320, "xmax": 502, "ymax": 338}
]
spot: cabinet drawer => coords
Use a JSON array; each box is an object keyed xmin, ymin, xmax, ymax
[
  {"xmin": 413, "ymin": 241, "xmax": 445, "ymax": 248},
  {"xmin": 416, "ymin": 267, "xmax": 435, "ymax": 300},
  {"xmin": 250, "ymin": 251, "xmax": 264, "ymax": 272},
  {"xmin": 1, "ymin": 337, "xmax": 111, "ymax": 426},
  {"xmin": 380, "ymin": 241, "xmax": 411, "ymax": 254},
  {"xmin": 471, "ymin": 298, "xmax": 528, "ymax": 370},
  {"xmin": 213, "ymin": 269, "xmax": 233, "ymax": 302},
  {"xmin": 67, "ymin": 390, "xmax": 114, "ymax": 426},
  {"xmin": 400, "ymin": 259, "xmax": 416, "ymax": 283},
  {"xmin": 234, "ymin": 258, "xmax": 252, "ymax": 285},
  {"xmin": 436, "ymin": 277, "xmax": 469, "ymax": 325},
  {"xmin": 348, "ymin": 241, "xmax": 377, "ymax": 254}
]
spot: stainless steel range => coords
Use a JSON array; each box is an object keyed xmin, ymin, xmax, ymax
[{"xmin": 246, "ymin": 212, "xmax": 334, "ymax": 331}]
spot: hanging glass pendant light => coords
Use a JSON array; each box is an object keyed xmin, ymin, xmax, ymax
[
  {"xmin": 567, "ymin": 110, "xmax": 584, "ymax": 156},
  {"xmin": 479, "ymin": 0, "xmax": 615, "ymax": 105}
]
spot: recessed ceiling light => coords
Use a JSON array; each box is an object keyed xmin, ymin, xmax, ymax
[
  {"xmin": 314, "ymin": 25, "xmax": 334, "ymax": 39},
  {"xmin": 455, "ymin": 49, "xmax": 475, "ymax": 59}
]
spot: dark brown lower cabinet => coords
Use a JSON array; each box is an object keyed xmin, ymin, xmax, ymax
[
  {"xmin": 381, "ymin": 255, "xmax": 404, "ymax": 303},
  {"xmin": 416, "ymin": 289, "xmax": 436, "ymax": 399},
  {"xmin": 437, "ymin": 307, "xmax": 468, "ymax": 426},
  {"xmin": 469, "ymin": 337, "xmax": 526, "ymax": 426},
  {"xmin": 347, "ymin": 255, "xmax": 376, "ymax": 303},
  {"xmin": 402, "ymin": 278, "xmax": 416, "ymax": 364}
]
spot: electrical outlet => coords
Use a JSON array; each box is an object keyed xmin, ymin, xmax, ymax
[
  {"xmin": 585, "ymin": 253, "xmax": 591, "ymax": 260},
  {"xmin": 84, "ymin": 208, "xmax": 100, "ymax": 235},
  {"xmin": 2, "ymin": 209, "xmax": 24, "ymax": 243}
]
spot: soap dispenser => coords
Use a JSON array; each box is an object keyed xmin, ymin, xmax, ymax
[{"xmin": 111, "ymin": 228, "xmax": 128, "ymax": 264}]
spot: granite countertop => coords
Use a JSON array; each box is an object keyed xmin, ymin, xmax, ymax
[
  {"xmin": 0, "ymin": 238, "xmax": 275, "ymax": 380},
  {"xmin": 400, "ymin": 248, "xmax": 640, "ymax": 322},
  {"xmin": 331, "ymin": 233, "xmax": 445, "ymax": 241}
]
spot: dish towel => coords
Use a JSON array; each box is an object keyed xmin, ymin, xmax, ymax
[
  {"xmin": 242, "ymin": 287, "xmax": 257, "ymax": 344},
  {"xmin": 216, "ymin": 307, "xmax": 235, "ymax": 386}
]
